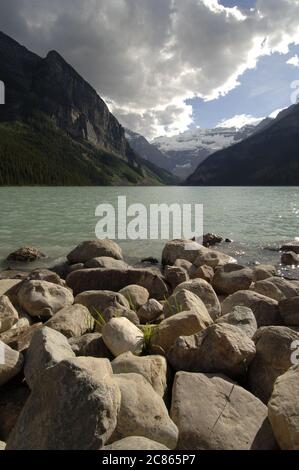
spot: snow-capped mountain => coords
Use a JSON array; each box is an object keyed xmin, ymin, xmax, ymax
[
  {"xmin": 125, "ymin": 129, "xmax": 172, "ymax": 172},
  {"xmin": 151, "ymin": 125, "xmax": 258, "ymax": 179}
]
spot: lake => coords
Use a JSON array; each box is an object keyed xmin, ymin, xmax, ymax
[{"xmin": 0, "ymin": 186, "xmax": 298, "ymax": 277}]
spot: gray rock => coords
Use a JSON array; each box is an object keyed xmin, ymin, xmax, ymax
[
  {"xmin": 0, "ymin": 295, "xmax": 19, "ymax": 334},
  {"xmin": 67, "ymin": 268, "xmax": 169, "ymax": 300},
  {"xmin": 168, "ymin": 323, "xmax": 256, "ymax": 379},
  {"xmin": 24, "ymin": 326, "xmax": 75, "ymax": 389},
  {"xmin": 222, "ymin": 290, "xmax": 282, "ymax": 327},
  {"xmin": 174, "ymin": 279, "xmax": 221, "ymax": 320},
  {"xmin": 67, "ymin": 239, "xmax": 123, "ymax": 263},
  {"xmin": 216, "ymin": 306, "xmax": 257, "ymax": 338},
  {"xmin": 7, "ymin": 358, "xmax": 121, "ymax": 450},
  {"xmin": 0, "ymin": 341, "xmax": 23, "ymax": 386},
  {"xmin": 248, "ymin": 326, "xmax": 299, "ymax": 403},
  {"xmin": 268, "ymin": 365, "xmax": 299, "ymax": 450},
  {"xmin": 45, "ymin": 304, "xmax": 94, "ymax": 338},
  {"xmin": 109, "ymin": 373, "xmax": 178, "ymax": 449},
  {"xmin": 112, "ymin": 352, "xmax": 168, "ymax": 398},
  {"xmin": 171, "ymin": 372, "xmax": 276, "ymax": 450},
  {"xmin": 17, "ymin": 280, "xmax": 74, "ymax": 318}
]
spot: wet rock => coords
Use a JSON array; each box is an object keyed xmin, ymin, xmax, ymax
[
  {"xmin": 45, "ymin": 304, "xmax": 94, "ymax": 338},
  {"xmin": 150, "ymin": 310, "xmax": 211, "ymax": 355},
  {"xmin": 174, "ymin": 279, "xmax": 221, "ymax": 320},
  {"xmin": 102, "ymin": 317, "xmax": 144, "ymax": 357},
  {"xmin": 248, "ymin": 326, "xmax": 299, "ymax": 404},
  {"xmin": 203, "ymin": 233, "xmax": 223, "ymax": 247},
  {"xmin": 0, "ymin": 341, "xmax": 23, "ymax": 386},
  {"xmin": 67, "ymin": 268, "xmax": 169, "ymax": 300},
  {"xmin": 168, "ymin": 323, "xmax": 256, "ymax": 379},
  {"xmin": 103, "ymin": 436, "xmax": 169, "ymax": 450},
  {"xmin": 67, "ymin": 240, "xmax": 123, "ymax": 264},
  {"xmin": 17, "ymin": 280, "xmax": 74, "ymax": 319},
  {"xmin": 24, "ymin": 326, "xmax": 75, "ymax": 389},
  {"xmin": 279, "ymin": 296, "xmax": 299, "ymax": 326},
  {"xmin": 109, "ymin": 373, "xmax": 178, "ymax": 449},
  {"xmin": 112, "ymin": 352, "xmax": 168, "ymax": 398},
  {"xmin": 0, "ymin": 296, "xmax": 19, "ymax": 333},
  {"xmin": 7, "ymin": 358, "xmax": 121, "ymax": 450},
  {"xmin": 164, "ymin": 266, "xmax": 189, "ymax": 290},
  {"xmin": 141, "ymin": 257, "xmax": 159, "ymax": 265},
  {"xmin": 222, "ymin": 290, "xmax": 282, "ymax": 327},
  {"xmin": 216, "ymin": 306, "xmax": 257, "ymax": 339},
  {"xmin": 7, "ymin": 247, "xmax": 46, "ymax": 263},
  {"xmin": 212, "ymin": 264, "xmax": 253, "ymax": 295},
  {"xmin": 171, "ymin": 372, "xmax": 276, "ymax": 450},
  {"xmin": 280, "ymin": 242, "xmax": 299, "ymax": 254},
  {"xmin": 137, "ymin": 299, "xmax": 163, "ymax": 324},
  {"xmin": 268, "ymin": 365, "xmax": 299, "ymax": 450},
  {"xmin": 69, "ymin": 333, "xmax": 113, "ymax": 359},
  {"xmin": 281, "ymin": 251, "xmax": 299, "ymax": 266},
  {"xmin": 119, "ymin": 285, "xmax": 149, "ymax": 310}
]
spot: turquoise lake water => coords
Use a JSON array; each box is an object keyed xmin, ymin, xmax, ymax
[{"xmin": 0, "ymin": 186, "xmax": 298, "ymax": 277}]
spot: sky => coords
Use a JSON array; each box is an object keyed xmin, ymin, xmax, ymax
[{"xmin": 1, "ymin": 0, "xmax": 299, "ymax": 139}]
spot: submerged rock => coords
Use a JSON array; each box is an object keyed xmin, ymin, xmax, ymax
[
  {"xmin": 281, "ymin": 251, "xmax": 299, "ymax": 266},
  {"xmin": 7, "ymin": 247, "xmax": 46, "ymax": 263}
]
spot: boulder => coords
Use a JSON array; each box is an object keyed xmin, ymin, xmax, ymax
[
  {"xmin": 0, "ymin": 383, "xmax": 30, "ymax": 441},
  {"xmin": 67, "ymin": 268, "xmax": 169, "ymax": 300},
  {"xmin": 248, "ymin": 326, "xmax": 299, "ymax": 404},
  {"xmin": 102, "ymin": 317, "xmax": 144, "ymax": 357},
  {"xmin": 163, "ymin": 289, "xmax": 212, "ymax": 327},
  {"xmin": 119, "ymin": 285, "xmax": 149, "ymax": 310},
  {"xmin": 25, "ymin": 269, "xmax": 65, "ymax": 287},
  {"xmin": 216, "ymin": 306, "xmax": 257, "ymax": 338},
  {"xmin": 112, "ymin": 352, "xmax": 168, "ymax": 398},
  {"xmin": 67, "ymin": 240, "xmax": 123, "ymax": 263},
  {"xmin": 193, "ymin": 248, "xmax": 237, "ymax": 269},
  {"xmin": 0, "ymin": 341, "xmax": 23, "ymax": 386},
  {"xmin": 268, "ymin": 365, "xmax": 299, "ymax": 450},
  {"xmin": 6, "ymin": 358, "xmax": 121, "ymax": 450},
  {"xmin": 7, "ymin": 246, "xmax": 46, "ymax": 262},
  {"xmin": 252, "ymin": 265, "xmax": 277, "ymax": 282},
  {"xmin": 279, "ymin": 297, "xmax": 299, "ymax": 326},
  {"xmin": 45, "ymin": 304, "xmax": 94, "ymax": 338},
  {"xmin": 17, "ymin": 280, "xmax": 74, "ymax": 319},
  {"xmin": 103, "ymin": 436, "xmax": 169, "ymax": 450},
  {"xmin": 252, "ymin": 277, "xmax": 299, "ymax": 302},
  {"xmin": 212, "ymin": 264, "xmax": 253, "ymax": 295},
  {"xmin": 162, "ymin": 239, "xmax": 204, "ymax": 266},
  {"xmin": 203, "ymin": 233, "xmax": 223, "ymax": 247},
  {"xmin": 171, "ymin": 372, "xmax": 276, "ymax": 450},
  {"xmin": 280, "ymin": 242, "xmax": 299, "ymax": 254},
  {"xmin": 281, "ymin": 251, "xmax": 299, "ymax": 266},
  {"xmin": 150, "ymin": 310, "xmax": 211, "ymax": 355},
  {"xmin": 75, "ymin": 290, "xmax": 129, "ymax": 318},
  {"xmin": 69, "ymin": 333, "xmax": 113, "ymax": 360},
  {"xmin": 0, "ymin": 296, "xmax": 18, "ymax": 333},
  {"xmin": 174, "ymin": 279, "xmax": 221, "ymax": 320},
  {"xmin": 189, "ymin": 264, "xmax": 214, "ymax": 283},
  {"xmin": 109, "ymin": 373, "xmax": 178, "ymax": 449},
  {"xmin": 164, "ymin": 266, "xmax": 189, "ymax": 290},
  {"xmin": 24, "ymin": 326, "xmax": 75, "ymax": 389},
  {"xmin": 222, "ymin": 290, "xmax": 282, "ymax": 327},
  {"xmin": 102, "ymin": 305, "xmax": 140, "ymax": 328},
  {"xmin": 0, "ymin": 323, "xmax": 43, "ymax": 353},
  {"xmin": 0, "ymin": 279, "xmax": 21, "ymax": 297},
  {"xmin": 174, "ymin": 259, "xmax": 192, "ymax": 272},
  {"xmin": 168, "ymin": 323, "xmax": 256, "ymax": 378},
  {"xmin": 137, "ymin": 299, "xmax": 163, "ymax": 324},
  {"xmin": 85, "ymin": 257, "xmax": 128, "ymax": 269}
]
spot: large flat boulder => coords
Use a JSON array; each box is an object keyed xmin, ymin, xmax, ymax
[
  {"xmin": 171, "ymin": 372, "xmax": 276, "ymax": 450},
  {"xmin": 7, "ymin": 358, "xmax": 121, "ymax": 450},
  {"xmin": 67, "ymin": 268, "xmax": 169, "ymax": 300},
  {"xmin": 67, "ymin": 240, "xmax": 123, "ymax": 263}
]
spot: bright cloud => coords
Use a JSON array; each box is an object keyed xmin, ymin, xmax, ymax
[
  {"xmin": 287, "ymin": 54, "xmax": 299, "ymax": 67},
  {"xmin": 217, "ymin": 114, "xmax": 263, "ymax": 129},
  {"xmin": 1, "ymin": 0, "xmax": 299, "ymax": 138}
]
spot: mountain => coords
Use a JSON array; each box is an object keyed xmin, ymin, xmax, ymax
[
  {"xmin": 125, "ymin": 128, "xmax": 173, "ymax": 172},
  {"xmin": 0, "ymin": 31, "xmax": 175, "ymax": 186},
  {"xmin": 185, "ymin": 105, "xmax": 299, "ymax": 185},
  {"xmin": 151, "ymin": 125, "xmax": 256, "ymax": 179}
]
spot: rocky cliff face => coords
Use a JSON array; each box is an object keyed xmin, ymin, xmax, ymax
[{"xmin": 0, "ymin": 31, "xmax": 127, "ymax": 158}]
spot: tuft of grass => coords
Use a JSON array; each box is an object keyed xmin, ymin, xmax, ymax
[
  {"xmin": 164, "ymin": 295, "xmax": 183, "ymax": 316},
  {"xmin": 92, "ymin": 308, "xmax": 107, "ymax": 331}
]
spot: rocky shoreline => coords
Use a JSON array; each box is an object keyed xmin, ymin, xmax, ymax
[{"xmin": 0, "ymin": 238, "xmax": 299, "ymax": 450}]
